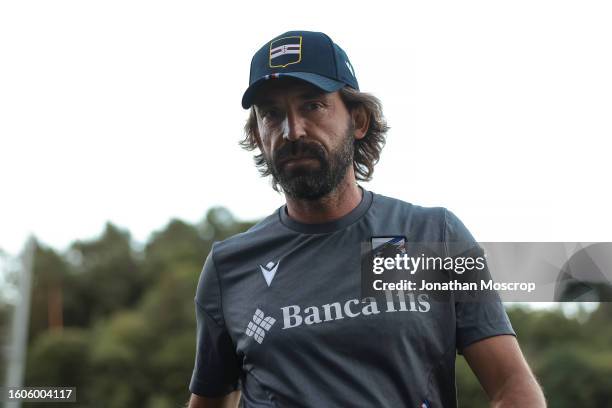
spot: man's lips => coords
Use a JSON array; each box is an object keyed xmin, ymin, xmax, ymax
[{"xmin": 277, "ymin": 155, "xmax": 320, "ymax": 167}]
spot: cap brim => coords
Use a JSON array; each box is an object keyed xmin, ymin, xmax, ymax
[{"xmin": 241, "ymin": 72, "xmax": 345, "ymax": 109}]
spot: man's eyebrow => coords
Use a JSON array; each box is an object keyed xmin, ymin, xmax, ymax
[
  {"xmin": 254, "ymin": 89, "xmax": 328, "ymax": 107},
  {"xmin": 298, "ymin": 89, "xmax": 328, "ymax": 100},
  {"xmin": 255, "ymin": 99, "xmax": 275, "ymax": 108}
]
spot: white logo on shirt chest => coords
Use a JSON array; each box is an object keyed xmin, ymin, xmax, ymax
[
  {"xmin": 245, "ymin": 309, "xmax": 276, "ymax": 344},
  {"xmin": 245, "ymin": 292, "xmax": 431, "ymax": 345},
  {"xmin": 259, "ymin": 260, "xmax": 280, "ymax": 286}
]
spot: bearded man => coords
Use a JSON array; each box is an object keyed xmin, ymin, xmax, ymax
[{"xmin": 188, "ymin": 30, "xmax": 546, "ymax": 408}]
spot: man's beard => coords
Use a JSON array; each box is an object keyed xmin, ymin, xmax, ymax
[{"xmin": 266, "ymin": 122, "xmax": 355, "ymax": 201}]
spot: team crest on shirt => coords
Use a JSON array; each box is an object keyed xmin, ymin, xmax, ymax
[
  {"xmin": 371, "ymin": 236, "xmax": 407, "ymax": 258},
  {"xmin": 269, "ymin": 36, "xmax": 302, "ymax": 68}
]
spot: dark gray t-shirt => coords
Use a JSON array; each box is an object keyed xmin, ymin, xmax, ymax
[{"xmin": 189, "ymin": 188, "xmax": 515, "ymax": 407}]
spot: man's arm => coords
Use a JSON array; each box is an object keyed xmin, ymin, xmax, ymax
[
  {"xmin": 187, "ymin": 391, "xmax": 241, "ymax": 408},
  {"xmin": 462, "ymin": 335, "xmax": 546, "ymax": 407}
]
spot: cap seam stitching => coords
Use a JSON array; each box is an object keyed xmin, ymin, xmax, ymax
[{"xmin": 321, "ymin": 32, "xmax": 339, "ymax": 79}]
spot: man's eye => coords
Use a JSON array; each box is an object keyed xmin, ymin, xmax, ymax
[
  {"xmin": 305, "ymin": 102, "xmax": 323, "ymax": 111},
  {"xmin": 262, "ymin": 109, "xmax": 281, "ymax": 119}
]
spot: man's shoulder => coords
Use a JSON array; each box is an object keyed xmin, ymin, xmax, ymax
[
  {"xmin": 369, "ymin": 190, "xmax": 471, "ymax": 243},
  {"xmin": 209, "ymin": 207, "xmax": 287, "ymax": 259},
  {"xmin": 371, "ymin": 190, "xmax": 447, "ymax": 221}
]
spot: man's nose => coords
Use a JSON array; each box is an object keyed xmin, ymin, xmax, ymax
[{"xmin": 283, "ymin": 109, "xmax": 306, "ymax": 142}]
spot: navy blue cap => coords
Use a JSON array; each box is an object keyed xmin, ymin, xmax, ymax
[{"xmin": 241, "ymin": 31, "xmax": 359, "ymax": 109}]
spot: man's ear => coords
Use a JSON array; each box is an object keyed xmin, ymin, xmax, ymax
[{"xmin": 351, "ymin": 105, "xmax": 370, "ymax": 140}]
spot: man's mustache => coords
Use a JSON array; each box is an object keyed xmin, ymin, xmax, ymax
[{"xmin": 273, "ymin": 140, "xmax": 327, "ymax": 167}]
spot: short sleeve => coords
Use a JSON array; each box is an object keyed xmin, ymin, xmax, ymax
[
  {"xmin": 189, "ymin": 248, "xmax": 241, "ymax": 397},
  {"xmin": 444, "ymin": 209, "xmax": 516, "ymax": 354}
]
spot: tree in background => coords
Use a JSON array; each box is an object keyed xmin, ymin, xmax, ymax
[
  {"xmin": 66, "ymin": 223, "xmax": 145, "ymax": 326},
  {"xmin": 21, "ymin": 208, "xmax": 256, "ymax": 407},
  {"xmin": 27, "ymin": 242, "xmax": 69, "ymax": 339}
]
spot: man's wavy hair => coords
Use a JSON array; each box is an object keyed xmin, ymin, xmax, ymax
[{"xmin": 239, "ymin": 86, "xmax": 389, "ymax": 191}]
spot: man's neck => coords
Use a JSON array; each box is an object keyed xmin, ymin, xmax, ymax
[{"xmin": 284, "ymin": 175, "xmax": 363, "ymax": 224}]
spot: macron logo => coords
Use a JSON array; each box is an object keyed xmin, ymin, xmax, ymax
[
  {"xmin": 245, "ymin": 309, "xmax": 276, "ymax": 344},
  {"xmin": 259, "ymin": 260, "xmax": 280, "ymax": 287}
]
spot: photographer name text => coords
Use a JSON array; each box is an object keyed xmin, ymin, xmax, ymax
[{"xmin": 372, "ymin": 279, "xmax": 537, "ymax": 293}]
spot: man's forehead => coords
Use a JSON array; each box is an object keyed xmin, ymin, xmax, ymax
[{"xmin": 253, "ymin": 78, "xmax": 329, "ymax": 106}]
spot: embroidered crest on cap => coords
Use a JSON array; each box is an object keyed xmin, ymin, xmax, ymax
[{"xmin": 269, "ymin": 36, "xmax": 302, "ymax": 68}]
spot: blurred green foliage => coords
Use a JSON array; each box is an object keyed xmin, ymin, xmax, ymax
[
  {"xmin": 1, "ymin": 208, "xmax": 611, "ymax": 407},
  {"xmin": 456, "ymin": 303, "xmax": 612, "ymax": 407}
]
